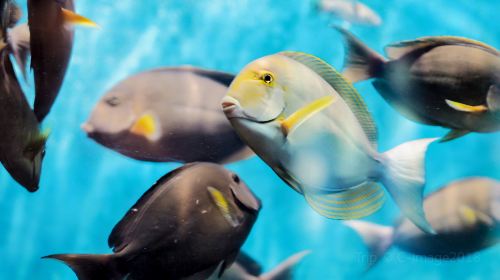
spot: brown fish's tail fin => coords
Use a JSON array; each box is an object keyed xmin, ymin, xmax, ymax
[
  {"xmin": 43, "ymin": 253, "xmax": 123, "ymax": 280},
  {"xmin": 333, "ymin": 26, "xmax": 386, "ymax": 83},
  {"xmin": 344, "ymin": 221, "xmax": 393, "ymax": 271},
  {"xmin": 487, "ymin": 85, "xmax": 500, "ymax": 118},
  {"xmin": 260, "ymin": 251, "xmax": 310, "ymax": 280}
]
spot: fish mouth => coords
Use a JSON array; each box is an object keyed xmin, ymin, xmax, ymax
[{"xmin": 221, "ymin": 96, "xmax": 284, "ymax": 123}]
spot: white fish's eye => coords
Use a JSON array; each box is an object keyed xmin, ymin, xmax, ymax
[{"xmin": 262, "ymin": 73, "xmax": 274, "ymax": 84}]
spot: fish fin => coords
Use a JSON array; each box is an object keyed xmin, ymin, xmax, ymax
[
  {"xmin": 459, "ymin": 205, "xmax": 494, "ymax": 227},
  {"xmin": 445, "ymin": 99, "xmax": 488, "ymax": 113},
  {"xmin": 230, "ymin": 181, "xmax": 261, "ymax": 212},
  {"xmin": 280, "ymin": 50, "xmax": 378, "ymax": 148},
  {"xmin": 332, "ymin": 26, "xmax": 386, "ymax": 83},
  {"xmin": 260, "ymin": 250, "xmax": 310, "ymax": 280},
  {"xmin": 130, "ymin": 113, "xmax": 161, "ymax": 141},
  {"xmin": 344, "ymin": 221, "xmax": 393, "ymax": 270},
  {"xmin": 8, "ymin": 23, "xmax": 30, "ymax": 81},
  {"xmin": 207, "ymin": 186, "xmax": 240, "ymax": 227},
  {"xmin": 304, "ymin": 182, "xmax": 386, "ymax": 220},
  {"xmin": 43, "ymin": 254, "xmax": 120, "ymax": 280},
  {"xmin": 236, "ymin": 252, "xmax": 263, "ymax": 276},
  {"xmin": 60, "ymin": 8, "xmax": 99, "ymax": 28},
  {"xmin": 280, "ymin": 95, "xmax": 336, "ymax": 136},
  {"xmin": 439, "ymin": 129, "xmax": 470, "ymax": 143},
  {"xmin": 486, "ymin": 85, "xmax": 500, "ymax": 115},
  {"xmin": 380, "ymin": 138, "xmax": 438, "ymax": 234},
  {"xmin": 385, "ymin": 36, "xmax": 499, "ymax": 59}
]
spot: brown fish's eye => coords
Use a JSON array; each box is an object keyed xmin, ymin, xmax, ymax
[
  {"xmin": 232, "ymin": 174, "xmax": 240, "ymax": 183},
  {"xmin": 106, "ymin": 96, "xmax": 121, "ymax": 107},
  {"xmin": 262, "ymin": 73, "xmax": 273, "ymax": 84}
]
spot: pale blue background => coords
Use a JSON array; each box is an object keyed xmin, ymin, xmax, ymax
[{"xmin": 1, "ymin": 0, "xmax": 499, "ymax": 279}]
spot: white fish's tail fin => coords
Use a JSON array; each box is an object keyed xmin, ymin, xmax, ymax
[
  {"xmin": 260, "ymin": 251, "xmax": 310, "ymax": 280},
  {"xmin": 344, "ymin": 221, "xmax": 393, "ymax": 270},
  {"xmin": 333, "ymin": 26, "xmax": 386, "ymax": 83},
  {"xmin": 380, "ymin": 138, "xmax": 438, "ymax": 234}
]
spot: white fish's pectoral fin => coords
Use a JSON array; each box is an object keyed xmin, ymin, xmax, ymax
[
  {"xmin": 445, "ymin": 99, "xmax": 488, "ymax": 113},
  {"xmin": 129, "ymin": 112, "xmax": 162, "ymax": 141},
  {"xmin": 61, "ymin": 8, "xmax": 99, "ymax": 28},
  {"xmin": 303, "ymin": 182, "xmax": 386, "ymax": 220},
  {"xmin": 439, "ymin": 129, "xmax": 470, "ymax": 143},
  {"xmin": 280, "ymin": 95, "xmax": 335, "ymax": 136}
]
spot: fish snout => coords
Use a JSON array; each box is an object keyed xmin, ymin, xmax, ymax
[
  {"xmin": 221, "ymin": 96, "xmax": 244, "ymax": 118},
  {"xmin": 81, "ymin": 122, "xmax": 95, "ymax": 134}
]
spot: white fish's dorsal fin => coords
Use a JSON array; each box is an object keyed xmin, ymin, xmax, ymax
[
  {"xmin": 385, "ymin": 36, "xmax": 499, "ymax": 60},
  {"xmin": 280, "ymin": 51, "xmax": 378, "ymax": 147},
  {"xmin": 304, "ymin": 182, "xmax": 386, "ymax": 220}
]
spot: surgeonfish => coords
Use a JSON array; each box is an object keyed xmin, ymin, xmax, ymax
[
  {"xmin": 45, "ymin": 163, "xmax": 261, "ymax": 280},
  {"xmin": 221, "ymin": 51, "xmax": 437, "ymax": 233},
  {"xmin": 82, "ymin": 66, "xmax": 253, "ymax": 164},
  {"xmin": 335, "ymin": 27, "xmax": 500, "ymax": 142},
  {"xmin": 0, "ymin": 0, "xmax": 46, "ymax": 192},
  {"xmin": 28, "ymin": 0, "xmax": 97, "ymax": 122},
  {"xmin": 315, "ymin": 0, "xmax": 382, "ymax": 26},
  {"xmin": 345, "ymin": 177, "xmax": 500, "ymax": 269},
  {"xmin": 212, "ymin": 251, "xmax": 310, "ymax": 280}
]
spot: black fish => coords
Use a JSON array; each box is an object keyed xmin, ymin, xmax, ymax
[
  {"xmin": 346, "ymin": 177, "xmax": 500, "ymax": 269},
  {"xmin": 336, "ymin": 27, "xmax": 500, "ymax": 142},
  {"xmin": 45, "ymin": 163, "xmax": 261, "ymax": 280},
  {"xmin": 0, "ymin": 48, "xmax": 46, "ymax": 192}
]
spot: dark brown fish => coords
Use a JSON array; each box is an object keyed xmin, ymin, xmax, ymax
[
  {"xmin": 346, "ymin": 177, "xmax": 500, "ymax": 269},
  {"xmin": 28, "ymin": 0, "xmax": 74, "ymax": 121},
  {"xmin": 0, "ymin": 48, "xmax": 46, "ymax": 192},
  {"xmin": 336, "ymin": 27, "xmax": 500, "ymax": 142},
  {"xmin": 45, "ymin": 163, "xmax": 261, "ymax": 280}
]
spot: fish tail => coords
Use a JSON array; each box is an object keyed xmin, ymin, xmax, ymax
[
  {"xmin": 43, "ymin": 253, "xmax": 123, "ymax": 280},
  {"xmin": 259, "ymin": 251, "xmax": 310, "ymax": 280},
  {"xmin": 344, "ymin": 220, "xmax": 393, "ymax": 271},
  {"xmin": 379, "ymin": 138, "xmax": 438, "ymax": 234},
  {"xmin": 333, "ymin": 26, "xmax": 386, "ymax": 83},
  {"xmin": 487, "ymin": 85, "xmax": 500, "ymax": 116}
]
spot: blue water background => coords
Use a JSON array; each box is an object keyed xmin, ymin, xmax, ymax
[{"xmin": 1, "ymin": 0, "xmax": 499, "ymax": 279}]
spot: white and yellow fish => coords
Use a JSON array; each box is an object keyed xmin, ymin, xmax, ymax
[{"xmin": 221, "ymin": 52, "xmax": 437, "ymax": 233}]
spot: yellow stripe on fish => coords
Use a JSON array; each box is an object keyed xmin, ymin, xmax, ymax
[
  {"xmin": 304, "ymin": 182, "xmax": 386, "ymax": 219},
  {"xmin": 445, "ymin": 99, "xmax": 488, "ymax": 113},
  {"xmin": 207, "ymin": 186, "xmax": 239, "ymax": 227},
  {"xmin": 281, "ymin": 95, "xmax": 336, "ymax": 136}
]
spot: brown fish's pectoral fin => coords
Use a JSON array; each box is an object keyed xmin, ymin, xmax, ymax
[
  {"xmin": 207, "ymin": 186, "xmax": 240, "ymax": 227},
  {"xmin": 445, "ymin": 99, "xmax": 488, "ymax": 113},
  {"xmin": 129, "ymin": 113, "xmax": 161, "ymax": 141},
  {"xmin": 61, "ymin": 8, "xmax": 99, "ymax": 28},
  {"xmin": 280, "ymin": 95, "xmax": 336, "ymax": 137},
  {"xmin": 458, "ymin": 205, "xmax": 494, "ymax": 227},
  {"xmin": 439, "ymin": 129, "xmax": 470, "ymax": 143}
]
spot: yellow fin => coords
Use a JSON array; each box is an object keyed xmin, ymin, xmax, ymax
[
  {"xmin": 459, "ymin": 205, "xmax": 493, "ymax": 226},
  {"xmin": 61, "ymin": 8, "xmax": 99, "ymax": 28},
  {"xmin": 130, "ymin": 113, "xmax": 160, "ymax": 141},
  {"xmin": 304, "ymin": 182, "xmax": 385, "ymax": 220},
  {"xmin": 445, "ymin": 99, "xmax": 488, "ymax": 113},
  {"xmin": 280, "ymin": 95, "xmax": 335, "ymax": 136},
  {"xmin": 207, "ymin": 186, "xmax": 239, "ymax": 227}
]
